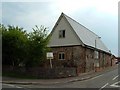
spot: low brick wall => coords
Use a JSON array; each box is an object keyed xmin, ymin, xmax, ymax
[
  {"xmin": 27, "ymin": 67, "xmax": 77, "ymax": 78},
  {"xmin": 3, "ymin": 66, "xmax": 77, "ymax": 79}
]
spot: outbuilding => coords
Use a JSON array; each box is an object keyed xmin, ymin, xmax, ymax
[{"xmin": 48, "ymin": 13, "xmax": 113, "ymax": 75}]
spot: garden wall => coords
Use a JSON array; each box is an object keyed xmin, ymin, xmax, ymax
[{"xmin": 3, "ymin": 66, "xmax": 77, "ymax": 79}]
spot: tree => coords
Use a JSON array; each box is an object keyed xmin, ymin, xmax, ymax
[
  {"xmin": 0, "ymin": 24, "xmax": 2, "ymax": 64},
  {"xmin": 24, "ymin": 25, "xmax": 50, "ymax": 67},
  {"xmin": 2, "ymin": 24, "xmax": 50, "ymax": 68},
  {"xmin": 2, "ymin": 25, "xmax": 28, "ymax": 67}
]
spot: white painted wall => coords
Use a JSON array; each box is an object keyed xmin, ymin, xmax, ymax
[{"xmin": 48, "ymin": 16, "xmax": 82, "ymax": 47}]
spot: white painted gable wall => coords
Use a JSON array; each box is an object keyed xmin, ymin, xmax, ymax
[{"xmin": 48, "ymin": 16, "xmax": 83, "ymax": 47}]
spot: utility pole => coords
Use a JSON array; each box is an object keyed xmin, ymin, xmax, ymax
[{"xmin": 94, "ymin": 37, "xmax": 101, "ymax": 72}]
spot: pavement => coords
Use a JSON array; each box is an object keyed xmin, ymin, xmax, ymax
[{"xmin": 1, "ymin": 65, "xmax": 118, "ymax": 85}]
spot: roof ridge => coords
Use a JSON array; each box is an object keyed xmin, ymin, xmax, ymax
[{"xmin": 62, "ymin": 13, "xmax": 99, "ymax": 38}]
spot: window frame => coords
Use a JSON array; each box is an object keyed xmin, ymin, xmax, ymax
[
  {"xmin": 59, "ymin": 30, "xmax": 66, "ymax": 38},
  {"xmin": 58, "ymin": 52, "xmax": 65, "ymax": 60}
]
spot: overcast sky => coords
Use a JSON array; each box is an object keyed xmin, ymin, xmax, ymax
[{"xmin": 1, "ymin": 0, "xmax": 119, "ymax": 56}]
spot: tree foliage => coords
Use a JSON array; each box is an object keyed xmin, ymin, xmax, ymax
[
  {"xmin": 2, "ymin": 25, "xmax": 28, "ymax": 66},
  {"xmin": 25, "ymin": 25, "xmax": 50, "ymax": 67},
  {"xmin": 2, "ymin": 24, "xmax": 50, "ymax": 67}
]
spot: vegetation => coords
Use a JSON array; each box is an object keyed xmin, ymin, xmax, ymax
[{"xmin": 1, "ymin": 24, "xmax": 50, "ymax": 68}]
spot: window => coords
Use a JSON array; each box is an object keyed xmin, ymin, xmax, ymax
[
  {"xmin": 94, "ymin": 51, "xmax": 99, "ymax": 59},
  {"xmin": 59, "ymin": 52, "xmax": 65, "ymax": 60},
  {"xmin": 59, "ymin": 30, "xmax": 65, "ymax": 38}
]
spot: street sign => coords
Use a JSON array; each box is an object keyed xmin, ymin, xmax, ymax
[
  {"xmin": 47, "ymin": 52, "xmax": 53, "ymax": 59},
  {"xmin": 46, "ymin": 52, "xmax": 53, "ymax": 69}
]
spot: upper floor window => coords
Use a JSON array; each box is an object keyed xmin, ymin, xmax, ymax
[{"xmin": 59, "ymin": 30, "xmax": 65, "ymax": 38}]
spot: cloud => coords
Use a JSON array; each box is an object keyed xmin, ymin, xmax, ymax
[
  {"xmin": 2, "ymin": 0, "xmax": 53, "ymax": 2},
  {"xmin": 2, "ymin": 1, "xmax": 118, "ymax": 56},
  {"xmin": 0, "ymin": 3, "xmax": 2, "ymax": 23},
  {"xmin": 2, "ymin": 2, "xmax": 57, "ymax": 31}
]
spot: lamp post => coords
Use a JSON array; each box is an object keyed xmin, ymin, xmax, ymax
[
  {"xmin": 94, "ymin": 36, "xmax": 101, "ymax": 59},
  {"xmin": 94, "ymin": 37, "xmax": 101, "ymax": 72},
  {"xmin": 95, "ymin": 37, "xmax": 101, "ymax": 49}
]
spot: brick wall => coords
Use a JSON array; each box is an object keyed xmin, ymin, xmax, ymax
[
  {"xmin": 85, "ymin": 48, "xmax": 94, "ymax": 72},
  {"xmin": 3, "ymin": 66, "xmax": 77, "ymax": 78},
  {"xmin": 51, "ymin": 45, "xmax": 86, "ymax": 74},
  {"xmin": 72, "ymin": 46, "xmax": 86, "ymax": 73},
  {"xmin": 50, "ymin": 45, "xmax": 112, "ymax": 74}
]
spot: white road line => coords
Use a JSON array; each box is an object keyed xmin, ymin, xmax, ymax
[
  {"xmin": 90, "ymin": 74, "xmax": 103, "ymax": 80},
  {"xmin": 99, "ymin": 83, "xmax": 109, "ymax": 90},
  {"xmin": 6, "ymin": 84, "xmax": 15, "ymax": 87},
  {"xmin": 110, "ymin": 81, "xmax": 120, "ymax": 88},
  {"xmin": 110, "ymin": 84, "xmax": 120, "ymax": 88},
  {"xmin": 3, "ymin": 84, "xmax": 23, "ymax": 88},
  {"xmin": 13, "ymin": 85, "xmax": 22, "ymax": 88},
  {"xmin": 112, "ymin": 75, "xmax": 119, "ymax": 80}
]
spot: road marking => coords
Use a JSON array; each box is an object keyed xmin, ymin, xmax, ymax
[
  {"xmin": 112, "ymin": 75, "xmax": 119, "ymax": 80},
  {"xmin": 110, "ymin": 81, "xmax": 120, "ymax": 88},
  {"xmin": 3, "ymin": 84, "xmax": 23, "ymax": 88},
  {"xmin": 90, "ymin": 74, "xmax": 103, "ymax": 80},
  {"xmin": 7, "ymin": 84, "xmax": 15, "ymax": 87},
  {"xmin": 15, "ymin": 86, "xmax": 23, "ymax": 88},
  {"xmin": 99, "ymin": 83, "xmax": 109, "ymax": 90}
]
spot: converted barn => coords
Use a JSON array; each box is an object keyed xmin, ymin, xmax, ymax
[{"xmin": 48, "ymin": 13, "xmax": 113, "ymax": 75}]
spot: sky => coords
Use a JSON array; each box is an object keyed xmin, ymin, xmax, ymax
[{"xmin": 1, "ymin": 0, "xmax": 119, "ymax": 56}]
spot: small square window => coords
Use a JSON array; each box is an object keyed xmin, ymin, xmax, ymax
[
  {"xmin": 59, "ymin": 52, "xmax": 65, "ymax": 60},
  {"xmin": 59, "ymin": 30, "xmax": 65, "ymax": 38}
]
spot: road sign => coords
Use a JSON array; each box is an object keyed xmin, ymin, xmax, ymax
[
  {"xmin": 47, "ymin": 52, "xmax": 53, "ymax": 59},
  {"xmin": 46, "ymin": 52, "xmax": 53, "ymax": 68}
]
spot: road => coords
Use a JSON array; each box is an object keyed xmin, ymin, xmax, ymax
[
  {"xmin": 2, "ymin": 67, "xmax": 119, "ymax": 89},
  {"xmin": 2, "ymin": 83, "xmax": 23, "ymax": 88}
]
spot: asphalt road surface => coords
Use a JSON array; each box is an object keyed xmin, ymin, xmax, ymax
[
  {"xmin": 2, "ymin": 67, "xmax": 119, "ymax": 89},
  {"xmin": 2, "ymin": 83, "xmax": 23, "ymax": 88}
]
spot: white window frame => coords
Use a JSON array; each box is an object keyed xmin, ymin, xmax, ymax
[{"xmin": 58, "ymin": 52, "xmax": 65, "ymax": 60}]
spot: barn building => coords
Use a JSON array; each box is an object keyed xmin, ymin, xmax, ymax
[{"xmin": 48, "ymin": 13, "xmax": 113, "ymax": 74}]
